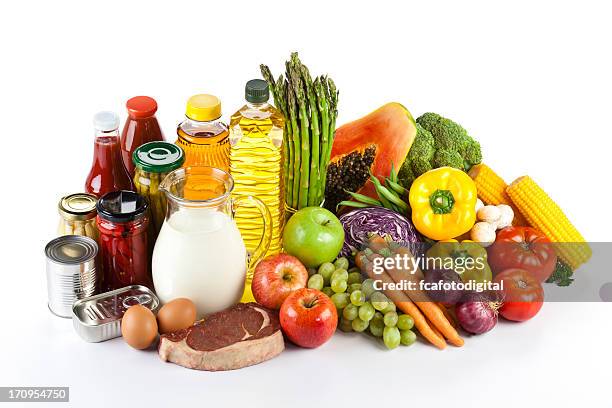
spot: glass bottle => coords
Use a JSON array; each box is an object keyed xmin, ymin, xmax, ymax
[
  {"xmin": 85, "ymin": 111, "xmax": 135, "ymax": 197},
  {"xmin": 120, "ymin": 96, "xmax": 165, "ymax": 175},
  {"xmin": 176, "ymin": 94, "xmax": 229, "ymax": 171},
  {"xmin": 229, "ymin": 79, "xmax": 285, "ymax": 262}
]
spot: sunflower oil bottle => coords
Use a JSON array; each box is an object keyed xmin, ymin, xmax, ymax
[{"xmin": 229, "ymin": 79, "xmax": 285, "ymax": 279}]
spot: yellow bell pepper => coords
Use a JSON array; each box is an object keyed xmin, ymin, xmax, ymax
[
  {"xmin": 408, "ymin": 167, "xmax": 477, "ymax": 241},
  {"xmin": 426, "ymin": 239, "xmax": 492, "ymax": 283}
]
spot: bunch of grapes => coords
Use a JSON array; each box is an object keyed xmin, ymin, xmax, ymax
[{"xmin": 307, "ymin": 257, "xmax": 417, "ymax": 350}]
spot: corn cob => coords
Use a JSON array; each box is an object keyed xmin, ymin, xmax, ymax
[
  {"xmin": 468, "ymin": 163, "xmax": 527, "ymax": 226},
  {"xmin": 507, "ymin": 176, "xmax": 591, "ymax": 270}
]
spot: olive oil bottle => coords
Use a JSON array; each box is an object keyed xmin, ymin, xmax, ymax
[{"xmin": 229, "ymin": 79, "xmax": 285, "ymax": 273}]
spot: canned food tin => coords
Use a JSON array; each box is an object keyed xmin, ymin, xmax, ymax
[
  {"xmin": 45, "ymin": 235, "xmax": 98, "ymax": 318},
  {"xmin": 72, "ymin": 285, "xmax": 159, "ymax": 342}
]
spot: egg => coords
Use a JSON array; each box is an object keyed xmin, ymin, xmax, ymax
[
  {"xmin": 121, "ymin": 305, "xmax": 158, "ymax": 350},
  {"xmin": 157, "ymin": 298, "xmax": 197, "ymax": 334}
]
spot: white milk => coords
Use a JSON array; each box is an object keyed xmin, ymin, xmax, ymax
[{"xmin": 152, "ymin": 209, "xmax": 247, "ymax": 318}]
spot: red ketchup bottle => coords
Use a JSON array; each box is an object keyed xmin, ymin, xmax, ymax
[
  {"xmin": 96, "ymin": 190, "xmax": 151, "ymax": 291},
  {"xmin": 85, "ymin": 111, "xmax": 135, "ymax": 197},
  {"xmin": 121, "ymin": 96, "xmax": 165, "ymax": 175}
]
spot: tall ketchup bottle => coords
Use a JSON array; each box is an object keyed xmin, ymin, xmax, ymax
[{"xmin": 85, "ymin": 111, "xmax": 135, "ymax": 197}]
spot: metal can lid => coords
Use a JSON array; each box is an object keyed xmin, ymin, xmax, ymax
[
  {"xmin": 58, "ymin": 193, "xmax": 98, "ymax": 221},
  {"xmin": 45, "ymin": 235, "xmax": 98, "ymax": 265},
  {"xmin": 132, "ymin": 141, "xmax": 185, "ymax": 173}
]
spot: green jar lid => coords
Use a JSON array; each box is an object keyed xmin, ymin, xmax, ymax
[
  {"xmin": 245, "ymin": 79, "xmax": 269, "ymax": 103},
  {"xmin": 132, "ymin": 141, "xmax": 185, "ymax": 173}
]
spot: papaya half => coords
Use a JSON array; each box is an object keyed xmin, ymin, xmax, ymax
[{"xmin": 324, "ymin": 102, "xmax": 417, "ymax": 211}]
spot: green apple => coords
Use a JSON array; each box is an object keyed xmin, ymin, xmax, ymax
[{"xmin": 282, "ymin": 207, "xmax": 345, "ymax": 268}]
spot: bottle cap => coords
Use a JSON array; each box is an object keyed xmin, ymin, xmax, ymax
[
  {"xmin": 93, "ymin": 111, "xmax": 120, "ymax": 132},
  {"xmin": 245, "ymin": 79, "xmax": 269, "ymax": 103},
  {"xmin": 58, "ymin": 193, "xmax": 98, "ymax": 221},
  {"xmin": 132, "ymin": 142, "xmax": 185, "ymax": 173},
  {"xmin": 185, "ymin": 94, "xmax": 222, "ymax": 122},
  {"xmin": 126, "ymin": 96, "xmax": 158, "ymax": 118},
  {"xmin": 96, "ymin": 191, "xmax": 148, "ymax": 223}
]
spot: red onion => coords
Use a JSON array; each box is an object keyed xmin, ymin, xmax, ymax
[{"xmin": 455, "ymin": 293, "xmax": 501, "ymax": 334}]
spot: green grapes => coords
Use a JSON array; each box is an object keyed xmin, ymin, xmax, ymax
[
  {"xmin": 383, "ymin": 326, "xmax": 401, "ymax": 349},
  {"xmin": 351, "ymin": 317, "xmax": 369, "ymax": 332},
  {"xmin": 343, "ymin": 304, "xmax": 358, "ymax": 321},
  {"xmin": 383, "ymin": 311, "xmax": 399, "ymax": 327},
  {"xmin": 331, "ymin": 279, "xmax": 348, "ymax": 293},
  {"xmin": 307, "ymin": 274, "xmax": 324, "ymax": 291},
  {"xmin": 331, "ymin": 292, "xmax": 350, "ymax": 310},
  {"xmin": 331, "ymin": 269, "xmax": 348, "ymax": 282},
  {"xmin": 397, "ymin": 314, "xmax": 415, "ymax": 331},
  {"xmin": 347, "ymin": 272, "xmax": 362, "ymax": 285},
  {"xmin": 318, "ymin": 262, "xmax": 335, "ymax": 284},
  {"xmin": 321, "ymin": 287, "xmax": 334, "ymax": 298},
  {"xmin": 358, "ymin": 302, "xmax": 375, "ymax": 321},
  {"xmin": 400, "ymin": 329, "xmax": 416, "ymax": 346},
  {"xmin": 350, "ymin": 290, "xmax": 366, "ymax": 306},
  {"xmin": 334, "ymin": 257, "xmax": 349, "ymax": 270}
]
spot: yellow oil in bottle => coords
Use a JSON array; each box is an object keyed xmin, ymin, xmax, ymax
[
  {"xmin": 176, "ymin": 94, "xmax": 230, "ymax": 171},
  {"xmin": 229, "ymin": 80, "xmax": 285, "ymax": 281}
]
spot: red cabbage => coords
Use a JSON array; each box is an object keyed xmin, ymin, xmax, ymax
[{"xmin": 338, "ymin": 207, "xmax": 420, "ymax": 257}]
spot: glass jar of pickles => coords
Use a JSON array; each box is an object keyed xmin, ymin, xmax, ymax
[
  {"xmin": 57, "ymin": 193, "xmax": 99, "ymax": 241},
  {"xmin": 132, "ymin": 142, "xmax": 185, "ymax": 239},
  {"xmin": 96, "ymin": 191, "xmax": 151, "ymax": 292}
]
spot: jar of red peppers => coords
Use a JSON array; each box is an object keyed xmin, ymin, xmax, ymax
[{"xmin": 96, "ymin": 190, "xmax": 151, "ymax": 291}]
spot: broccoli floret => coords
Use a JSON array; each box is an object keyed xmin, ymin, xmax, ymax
[
  {"xmin": 462, "ymin": 138, "xmax": 482, "ymax": 170},
  {"xmin": 408, "ymin": 124, "xmax": 435, "ymax": 162},
  {"xmin": 414, "ymin": 112, "xmax": 441, "ymax": 132},
  {"xmin": 399, "ymin": 112, "xmax": 483, "ymax": 187},
  {"xmin": 433, "ymin": 149, "xmax": 464, "ymax": 169},
  {"xmin": 397, "ymin": 160, "xmax": 416, "ymax": 187}
]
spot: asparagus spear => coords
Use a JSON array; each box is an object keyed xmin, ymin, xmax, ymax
[
  {"xmin": 315, "ymin": 77, "xmax": 330, "ymax": 205},
  {"xmin": 301, "ymin": 65, "xmax": 320, "ymax": 206},
  {"xmin": 289, "ymin": 54, "xmax": 311, "ymax": 209},
  {"xmin": 286, "ymin": 78, "xmax": 301, "ymax": 210}
]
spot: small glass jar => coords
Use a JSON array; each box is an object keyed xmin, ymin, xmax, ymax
[
  {"xmin": 57, "ymin": 193, "xmax": 99, "ymax": 241},
  {"xmin": 96, "ymin": 191, "xmax": 151, "ymax": 292},
  {"xmin": 132, "ymin": 141, "xmax": 184, "ymax": 240}
]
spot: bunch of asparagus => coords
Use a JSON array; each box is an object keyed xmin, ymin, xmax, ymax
[{"xmin": 261, "ymin": 52, "xmax": 339, "ymax": 210}]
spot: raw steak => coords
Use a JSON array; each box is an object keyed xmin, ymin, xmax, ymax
[{"xmin": 158, "ymin": 303, "xmax": 284, "ymax": 371}]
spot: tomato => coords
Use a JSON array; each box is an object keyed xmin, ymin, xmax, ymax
[
  {"xmin": 494, "ymin": 268, "xmax": 544, "ymax": 322},
  {"xmin": 488, "ymin": 226, "xmax": 557, "ymax": 282}
]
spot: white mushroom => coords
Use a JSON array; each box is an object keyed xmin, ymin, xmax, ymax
[
  {"xmin": 496, "ymin": 204, "xmax": 515, "ymax": 229},
  {"xmin": 476, "ymin": 205, "xmax": 501, "ymax": 226},
  {"xmin": 470, "ymin": 222, "xmax": 497, "ymax": 247},
  {"xmin": 475, "ymin": 198, "xmax": 484, "ymax": 214}
]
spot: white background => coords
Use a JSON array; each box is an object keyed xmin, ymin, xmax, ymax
[{"xmin": 1, "ymin": 1, "xmax": 611, "ymax": 407}]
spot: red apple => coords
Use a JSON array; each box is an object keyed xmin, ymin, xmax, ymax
[
  {"xmin": 280, "ymin": 288, "xmax": 338, "ymax": 348},
  {"xmin": 252, "ymin": 253, "xmax": 308, "ymax": 309}
]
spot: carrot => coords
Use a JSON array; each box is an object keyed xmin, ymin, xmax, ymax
[
  {"xmin": 384, "ymin": 246, "xmax": 464, "ymax": 347},
  {"xmin": 426, "ymin": 317, "xmax": 445, "ymax": 339},
  {"xmin": 437, "ymin": 303, "xmax": 457, "ymax": 329},
  {"xmin": 415, "ymin": 301, "xmax": 464, "ymax": 347},
  {"xmin": 361, "ymin": 258, "xmax": 446, "ymax": 350}
]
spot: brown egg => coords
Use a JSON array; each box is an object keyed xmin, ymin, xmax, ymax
[
  {"xmin": 157, "ymin": 298, "xmax": 197, "ymax": 334},
  {"xmin": 121, "ymin": 305, "xmax": 158, "ymax": 350}
]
